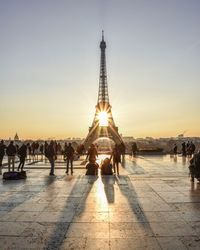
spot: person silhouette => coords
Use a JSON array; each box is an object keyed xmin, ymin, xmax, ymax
[
  {"xmin": 0, "ymin": 140, "xmax": 6, "ymax": 175},
  {"xmin": 173, "ymin": 144, "xmax": 178, "ymax": 155},
  {"xmin": 110, "ymin": 144, "xmax": 121, "ymax": 175},
  {"xmin": 64, "ymin": 143, "xmax": 75, "ymax": 175},
  {"xmin": 86, "ymin": 144, "xmax": 98, "ymax": 163},
  {"xmin": 182, "ymin": 142, "xmax": 186, "ymax": 157},
  {"xmin": 6, "ymin": 141, "xmax": 17, "ymax": 172},
  {"xmin": 47, "ymin": 141, "xmax": 56, "ymax": 176},
  {"xmin": 131, "ymin": 142, "xmax": 138, "ymax": 157},
  {"xmin": 17, "ymin": 143, "xmax": 27, "ymax": 172},
  {"xmin": 101, "ymin": 158, "xmax": 113, "ymax": 175},
  {"xmin": 39, "ymin": 144, "xmax": 44, "ymax": 160}
]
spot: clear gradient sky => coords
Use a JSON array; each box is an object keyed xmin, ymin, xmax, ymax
[{"xmin": 0, "ymin": 0, "xmax": 200, "ymax": 140}]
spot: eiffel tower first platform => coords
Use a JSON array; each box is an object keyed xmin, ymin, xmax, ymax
[{"xmin": 84, "ymin": 32, "xmax": 124, "ymax": 149}]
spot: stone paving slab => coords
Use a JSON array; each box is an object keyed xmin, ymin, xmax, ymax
[{"xmin": 0, "ymin": 155, "xmax": 200, "ymax": 249}]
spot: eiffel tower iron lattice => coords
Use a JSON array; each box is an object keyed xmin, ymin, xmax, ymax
[{"xmin": 84, "ymin": 32, "xmax": 124, "ymax": 149}]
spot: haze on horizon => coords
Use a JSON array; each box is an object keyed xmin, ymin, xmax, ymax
[{"xmin": 0, "ymin": 0, "xmax": 200, "ymax": 140}]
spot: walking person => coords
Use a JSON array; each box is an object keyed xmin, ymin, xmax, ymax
[
  {"xmin": 17, "ymin": 143, "xmax": 27, "ymax": 171},
  {"xmin": 0, "ymin": 140, "xmax": 6, "ymax": 175},
  {"xmin": 64, "ymin": 143, "xmax": 75, "ymax": 175},
  {"xmin": 6, "ymin": 141, "xmax": 17, "ymax": 172},
  {"xmin": 47, "ymin": 141, "xmax": 56, "ymax": 176},
  {"xmin": 110, "ymin": 144, "xmax": 121, "ymax": 175}
]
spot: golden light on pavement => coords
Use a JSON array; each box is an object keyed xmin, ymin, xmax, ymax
[{"xmin": 98, "ymin": 111, "xmax": 108, "ymax": 126}]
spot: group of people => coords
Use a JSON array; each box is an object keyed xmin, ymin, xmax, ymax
[
  {"xmin": 0, "ymin": 140, "xmax": 27, "ymax": 175},
  {"xmin": 0, "ymin": 139, "xmax": 124, "ymax": 177},
  {"xmin": 85, "ymin": 143, "xmax": 122, "ymax": 176},
  {"xmin": 173, "ymin": 141, "xmax": 196, "ymax": 156},
  {"xmin": 0, "ymin": 140, "xmax": 77, "ymax": 176},
  {"xmin": 44, "ymin": 141, "xmax": 75, "ymax": 176}
]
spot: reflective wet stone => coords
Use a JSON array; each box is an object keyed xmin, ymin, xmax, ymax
[{"xmin": 0, "ymin": 155, "xmax": 200, "ymax": 249}]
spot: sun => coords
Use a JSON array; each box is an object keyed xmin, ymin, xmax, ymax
[{"xmin": 98, "ymin": 111, "xmax": 108, "ymax": 126}]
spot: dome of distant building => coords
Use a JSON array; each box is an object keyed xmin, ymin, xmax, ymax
[{"xmin": 14, "ymin": 133, "xmax": 19, "ymax": 141}]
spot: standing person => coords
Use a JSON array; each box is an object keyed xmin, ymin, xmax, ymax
[
  {"xmin": 35, "ymin": 142, "xmax": 39, "ymax": 160},
  {"xmin": 44, "ymin": 141, "xmax": 49, "ymax": 163},
  {"xmin": 31, "ymin": 142, "xmax": 36, "ymax": 161},
  {"xmin": 64, "ymin": 143, "xmax": 75, "ymax": 175},
  {"xmin": 189, "ymin": 150, "xmax": 200, "ymax": 182},
  {"xmin": 0, "ymin": 140, "xmax": 6, "ymax": 175},
  {"xmin": 190, "ymin": 142, "xmax": 196, "ymax": 156},
  {"xmin": 131, "ymin": 142, "xmax": 138, "ymax": 157},
  {"xmin": 86, "ymin": 144, "xmax": 98, "ymax": 163},
  {"xmin": 110, "ymin": 144, "xmax": 121, "ymax": 175},
  {"xmin": 6, "ymin": 141, "xmax": 17, "ymax": 172},
  {"xmin": 173, "ymin": 144, "xmax": 178, "ymax": 155},
  {"xmin": 186, "ymin": 141, "xmax": 190, "ymax": 156},
  {"xmin": 182, "ymin": 142, "xmax": 186, "ymax": 157},
  {"xmin": 39, "ymin": 144, "xmax": 44, "ymax": 160},
  {"xmin": 17, "ymin": 143, "xmax": 27, "ymax": 171},
  {"xmin": 57, "ymin": 142, "xmax": 62, "ymax": 160},
  {"xmin": 27, "ymin": 143, "xmax": 32, "ymax": 161},
  {"xmin": 47, "ymin": 140, "xmax": 56, "ymax": 176}
]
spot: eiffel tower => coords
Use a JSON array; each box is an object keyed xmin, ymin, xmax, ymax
[{"xmin": 84, "ymin": 31, "xmax": 124, "ymax": 149}]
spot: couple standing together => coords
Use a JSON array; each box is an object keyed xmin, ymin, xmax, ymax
[{"xmin": 47, "ymin": 141, "xmax": 74, "ymax": 176}]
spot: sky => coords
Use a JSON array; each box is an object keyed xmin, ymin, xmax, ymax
[{"xmin": 0, "ymin": 0, "xmax": 200, "ymax": 140}]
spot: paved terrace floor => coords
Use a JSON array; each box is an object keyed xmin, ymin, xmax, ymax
[{"xmin": 0, "ymin": 155, "xmax": 200, "ymax": 250}]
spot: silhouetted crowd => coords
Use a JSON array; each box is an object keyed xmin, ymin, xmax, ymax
[
  {"xmin": 85, "ymin": 143, "xmax": 125, "ymax": 176},
  {"xmin": 0, "ymin": 140, "xmax": 126, "ymax": 177},
  {"xmin": 173, "ymin": 141, "xmax": 196, "ymax": 156},
  {"xmin": 1, "ymin": 139, "xmax": 199, "ymax": 182},
  {"xmin": 0, "ymin": 140, "xmax": 85, "ymax": 176}
]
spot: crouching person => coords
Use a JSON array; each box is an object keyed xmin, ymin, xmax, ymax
[
  {"xmin": 85, "ymin": 159, "xmax": 99, "ymax": 175},
  {"xmin": 101, "ymin": 158, "xmax": 113, "ymax": 175}
]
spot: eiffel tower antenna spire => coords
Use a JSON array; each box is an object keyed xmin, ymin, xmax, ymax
[{"xmin": 98, "ymin": 30, "xmax": 109, "ymax": 103}]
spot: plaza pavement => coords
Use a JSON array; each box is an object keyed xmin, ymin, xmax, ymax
[{"xmin": 0, "ymin": 155, "xmax": 200, "ymax": 249}]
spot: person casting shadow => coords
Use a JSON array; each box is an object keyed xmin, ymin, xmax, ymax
[
  {"xmin": 0, "ymin": 140, "xmax": 6, "ymax": 175},
  {"xmin": 6, "ymin": 141, "xmax": 17, "ymax": 172},
  {"xmin": 101, "ymin": 158, "xmax": 113, "ymax": 175},
  {"xmin": 85, "ymin": 144, "xmax": 99, "ymax": 175},
  {"xmin": 46, "ymin": 140, "xmax": 56, "ymax": 176},
  {"xmin": 17, "ymin": 143, "xmax": 27, "ymax": 172},
  {"xmin": 64, "ymin": 143, "xmax": 75, "ymax": 175},
  {"xmin": 110, "ymin": 144, "xmax": 121, "ymax": 175}
]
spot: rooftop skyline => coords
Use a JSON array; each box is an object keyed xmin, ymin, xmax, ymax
[{"xmin": 1, "ymin": 0, "xmax": 200, "ymax": 140}]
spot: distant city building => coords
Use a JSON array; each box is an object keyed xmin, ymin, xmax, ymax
[{"xmin": 14, "ymin": 133, "xmax": 19, "ymax": 141}]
